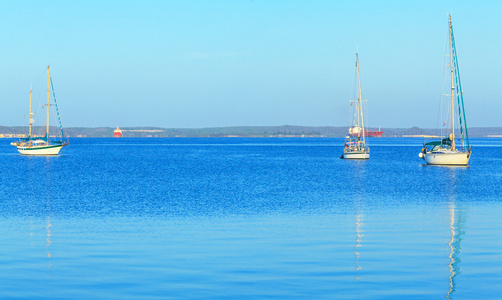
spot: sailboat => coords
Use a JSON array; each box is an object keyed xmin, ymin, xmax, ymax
[
  {"xmin": 419, "ymin": 15, "xmax": 471, "ymax": 165},
  {"xmin": 11, "ymin": 66, "xmax": 69, "ymax": 155},
  {"xmin": 342, "ymin": 52, "xmax": 370, "ymax": 159}
]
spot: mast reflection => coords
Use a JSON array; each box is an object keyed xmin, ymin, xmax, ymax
[
  {"xmin": 445, "ymin": 165, "xmax": 466, "ymax": 300},
  {"xmin": 46, "ymin": 217, "xmax": 52, "ymax": 269},
  {"xmin": 355, "ymin": 213, "xmax": 363, "ymax": 281},
  {"xmin": 446, "ymin": 203, "xmax": 464, "ymax": 299},
  {"xmin": 351, "ymin": 160, "xmax": 366, "ymax": 282}
]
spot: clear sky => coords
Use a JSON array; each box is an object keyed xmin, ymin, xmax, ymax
[{"xmin": 1, "ymin": 0, "xmax": 501, "ymax": 128}]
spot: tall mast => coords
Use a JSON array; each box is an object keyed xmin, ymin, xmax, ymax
[
  {"xmin": 356, "ymin": 52, "xmax": 366, "ymax": 143},
  {"xmin": 46, "ymin": 65, "xmax": 50, "ymax": 141},
  {"xmin": 29, "ymin": 88, "xmax": 32, "ymax": 138},
  {"xmin": 449, "ymin": 15, "xmax": 456, "ymax": 150},
  {"xmin": 355, "ymin": 53, "xmax": 361, "ymax": 136}
]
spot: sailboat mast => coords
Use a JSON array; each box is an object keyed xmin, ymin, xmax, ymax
[
  {"xmin": 46, "ymin": 66, "xmax": 50, "ymax": 141},
  {"xmin": 29, "ymin": 88, "xmax": 32, "ymax": 138},
  {"xmin": 355, "ymin": 53, "xmax": 361, "ymax": 137},
  {"xmin": 449, "ymin": 15, "xmax": 456, "ymax": 150},
  {"xmin": 356, "ymin": 53, "xmax": 366, "ymax": 143}
]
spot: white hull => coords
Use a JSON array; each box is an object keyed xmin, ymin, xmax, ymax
[
  {"xmin": 343, "ymin": 151, "xmax": 370, "ymax": 159},
  {"xmin": 17, "ymin": 145, "xmax": 64, "ymax": 155},
  {"xmin": 423, "ymin": 151, "xmax": 470, "ymax": 165}
]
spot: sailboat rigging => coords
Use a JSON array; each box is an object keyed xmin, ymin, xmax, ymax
[
  {"xmin": 342, "ymin": 52, "xmax": 370, "ymax": 159},
  {"xmin": 419, "ymin": 15, "xmax": 471, "ymax": 165},
  {"xmin": 11, "ymin": 66, "xmax": 69, "ymax": 155}
]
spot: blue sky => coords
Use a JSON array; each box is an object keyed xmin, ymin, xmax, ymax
[{"xmin": 1, "ymin": 0, "xmax": 500, "ymax": 128}]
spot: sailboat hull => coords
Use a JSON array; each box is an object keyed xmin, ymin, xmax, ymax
[
  {"xmin": 17, "ymin": 144, "xmax": 64, "ymax": 155},
  {"xmin": 423, "ymin": 151, "xmax": 470, "ymax": 165},
  {"xmin": 342, "ymin": 151, "xmax": 370, "ymax": 159}
]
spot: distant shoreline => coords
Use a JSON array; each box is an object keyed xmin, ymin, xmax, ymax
[
  {"xmin": 1, "ymin": 125, "xmax": 502, "ymax": 138},
  {"xmin": 2, "ymin": 136, "xmax": 499, "ymax": 139}
]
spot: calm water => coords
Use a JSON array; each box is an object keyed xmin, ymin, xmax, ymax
[{"xmin": 1, "ymin": 138, "xmax": 501, "ymax": 299}]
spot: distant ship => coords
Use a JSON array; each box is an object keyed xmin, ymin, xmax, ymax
[
  {"xmin": 348, "ymin": 125, "xmax": 383, "ymax": 138},
  {"xmin": 114, "ymin": 127, "xmax": 123, "ymax": 137}
]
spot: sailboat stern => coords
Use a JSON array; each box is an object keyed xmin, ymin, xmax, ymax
[
  {"xmin": 423, "ymin": 151, "xmax": 470, "ymax": 165},
  {"xmin": 342, "ymin": 151, "xmax": 370, "ymax": 159}
]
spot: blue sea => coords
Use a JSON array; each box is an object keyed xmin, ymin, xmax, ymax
[{"xmin": 1, "ymin": 138, "xmax": 501, "ymax": 299}]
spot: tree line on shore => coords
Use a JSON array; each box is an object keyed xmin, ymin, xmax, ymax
[{"xmin": 1, "ymin": 125, "xmax": 501, "ymax": 138}]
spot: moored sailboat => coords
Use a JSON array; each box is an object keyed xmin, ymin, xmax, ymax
[
  {"xmin": 11, "ymin": 66, "xmax": 69, "ymax": 155},
  {"xmin": 342, "ymin": 52, "xmax": 369, "ymax": 159},
  {"xmin": 419, "ymin": 15, "xmax": 471, "ymax": 165}
]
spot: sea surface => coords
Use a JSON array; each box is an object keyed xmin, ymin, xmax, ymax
[{"xmin": 1, "ymin": 137, "xmax": 501, "ymax": 299}]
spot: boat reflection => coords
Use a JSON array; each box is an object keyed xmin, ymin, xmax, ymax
[
  {"xmin": 350, "ymin": 160, "xmax": 366, "ymax": 282},
  {"xmin": 46, "ymin": 217, "xmax": 52, "ymax": 269},
  {"xmin": 445, "ymin": 166, "xmax": 465, "ymax": 299},
  {"xmin": 446, "ymin": 202, "xmax": 464, "ymax": 299},
  {"xmin": 355, "ymin": 213, "xmax": 363, "ymax": 281}
]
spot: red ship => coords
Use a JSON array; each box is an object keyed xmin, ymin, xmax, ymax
[
  {"xmin": 348, "ymin": 126, "xmax": 383, "ymax": 138},
  {"xmin": 114, "ymin": 126, "xmax": 123, "ymax": 137}
]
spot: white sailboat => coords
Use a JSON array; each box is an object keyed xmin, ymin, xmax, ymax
[
  {"xmin": 11, "ymin": 66, "xmax": 69, "ymax": 155},
  {"xmin": 419, "ymin": 15, "xmax": 471, "ymax": 165},
  {"xmin": 342, "ymin": 52, "xmax": 369, "ymax": 159}
]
